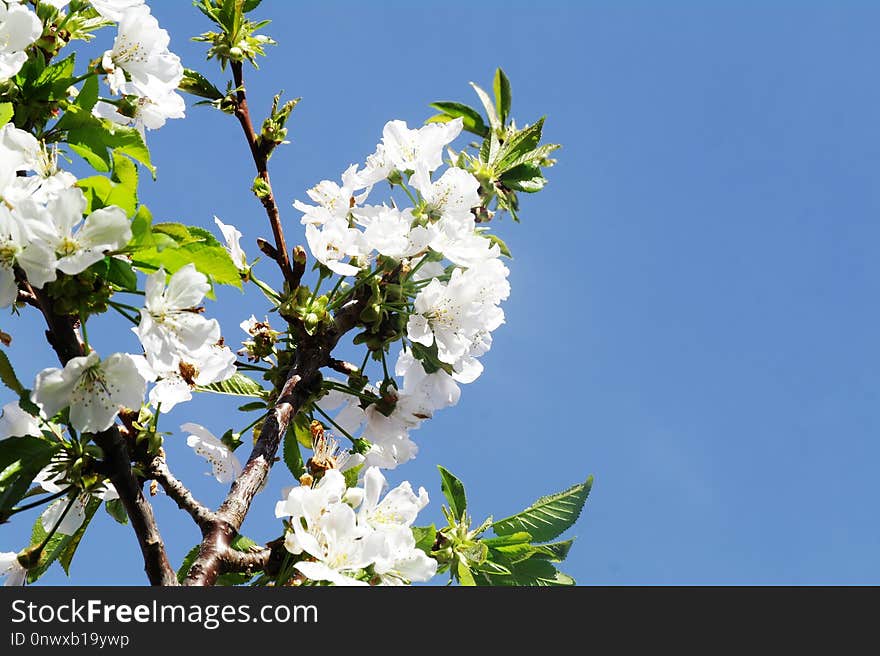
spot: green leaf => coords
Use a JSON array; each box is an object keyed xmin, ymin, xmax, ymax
[
  {"xmin": 492, "ymin": 475, "xmax": 592, "ymax": 544},
  {"xmin": 481, "ymin": 531, "xmax": 532, "ymax": 547},
  {"xmin": 482, "ymin": 233, "xmax": 512, "ymax": 258},
  {"xmin": 106, "ymin": 258, "xmax": 137, "ymax": 291},
  {"xmin": 482, "ymin": 555, "xmax": 575, "ymax": 586},
  {"xmin": 282, "ymin": 421, "xmax": 305, "ymax": 480},
  {"xmin": 104, "ymin": 498, "xmax": 128, "ymax": 525},
  {"xmin": 437, "ymin": 465, "xmax": 467, "ymax": 521},
  {"xmin": 28, "ymin": 495, "xmax": 101, "ymax": 580},
  {"xmin": 196, "ymin": 373, "xmax": 267, "ymax": 397},
  {"xmin": 292, "ymin": 410, "xmax": 312, "ymax": 449},
  {"xmin": 179, "ymin": 69, "xmax": 223, "ymax": 100},
  {"xmin": 456, "ymin": 558, "xmax": 476, "ymax": 586},
  {"xmin": 77, "ymin": 174, "xmax": 137, "ymax": 217},
  {"xmin": 500, "ymin": 163, "xmax": 547, "ymax": 194},
  {"xmin": 0, "ymin": 103, "xmax": 12, "ymax": 127},
  {"xmin": 470, "ymin": 82, "xmax": 500, "ymax": 132},
  {"xmin": 0, "ymin": 350, "xmax": 25, "ymax": 395},
  {"xmin": 0, "ymin": 437, "xmax": 59, "ymax": 516},
  {"xmin": 342, "ymin": 463, "xmax": 363, "ymax": 489},
  {"xmin": 493, "ymin": 68, "xmax": 512, "ymax": 125},
  {"xmin": 128, "ymin": 218, "xmax": 241, "ymax": 288},
  {"xmin": 237, "ymin": 401, "xmax": 266, "ymax": 412},
  {"xmin": 412, "ymin": 524, "xmax": 436, "ymax": 555},
  {"xmin": 177, "ymin": 544, "xmax": 200, "ymax": 583},
  {"xmin": 58, "ymin": 105, "xmax": 154, "ymax": 175},
  {"xmin": 532, "ymin": 539, "xmax": 574, "ymax": 563},
  {"xmin": 76, "ymin": 75, "xmax": 99, "ymax": 112},
  {"xmin": 494, "ymin": 118, "xmax": 545, "ymax": 172},
  {"xmin": 428, "ymin": 101, "xmax": 489, "ymax": 138}
]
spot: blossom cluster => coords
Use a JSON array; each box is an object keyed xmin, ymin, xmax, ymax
[
  {"xmin": 296, "ymin": 118, "xmax": 510, "ymax": 469},
  {"xmin": 275, "ymin": 466, "xmax": 436, "ymax": 586}
]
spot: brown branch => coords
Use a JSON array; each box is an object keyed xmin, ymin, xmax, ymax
[
  {"xmin": 231, "ymin": 60, "xmax": 294, "ymax": 285},
  {"xmin": 221, "ymin": 546, "xmax": 271, "ymax": 574},
  {"xmin": 148, "ymin": 455, "xmax": 218, "ymax": 532},
  {"xmin": 28, "ymin": 284, "xmax": 177, "ymax": 586}
]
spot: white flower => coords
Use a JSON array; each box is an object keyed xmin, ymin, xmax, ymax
[
  {"xmin": 289, "ymin": 503, "xmax": 372, "ymax": 587},
  {"xmin": 0, "ymin": 204, "xmax": 56, "ymax": 307},
  {"xmin": 395, "ymin": 348, "xmax": 460, "ymax": 410},
  {"xmin": 430, "ymin": 223, "xmax": 501, "ymax": 267},
  {"xmin": 355, "ymin": 143, "xmax": 391, "ymax": 188},
  {"xmin": 90, "ymin": 0, "xmax": 146, "ymax": 22},
  {"xmin": 361, "ymin": 406, "xmax": 420, "ymax": 470},
  {"xmin": 0, "ymin": 401, "xmax": 41, "ymax": 439},
  {"xmin": 32, "ymin": 351, "xmax": 146, "ymax": 433},
  {"xmin": 213, "ymin": 216, "xmax": 248, "ymax": 271},
  {"xmin": 142, "ymin": 344, "xmax": 236, "ymax": 412},
  {"xmin": 275, "ymin": 469, "xmax": 347, "ymax": 521},
  {"xmin": 406, "ymin": 262, "xmax": 508, "ymax": 366},
  {"xmin": 381, "ymin": 118, "xmax": 462, "ymax": 173},
  {"xmin": 354, "ymin": 205, "xmax": 430, "ymax": 260},
  {"xmin": 294, "ymin": 164, "xmax": 363, "ymax": 226},
  {"xmin": 411, "ymin": 165, "xmax": 480, "ymax": 224},
  {"xmin": 0, "ymin": 551, "xmax": 26, "ymax": 586},
  {"xmin": 0, "ymin": 2, "xmax": 41, "ymax": 82},
  {"xmin": 101, "ymin": 6, "xmax": 183, "ymax": 95},
  {"xmin": 357, "ymin": 466, "xmax": 428, "ymax": 531},
  {"xmin": 305, "ymin": 218, "xmax": 366, "ymax": 277},
  {"xmin": 2, "ymin": 143, "xmax": 77, "ymax": 206},
  {"xmin": 0, "ymin": 123, "xmax": 40, "ymax": 196},
  {"xmin": 370, "ymin": 525, "xmax": 437, "ymax": 585},
  {"xmin": 93, "ymin": 79, "xmax": 185, "ymax": 133},
  {"xmin": 36, "ymin": 481, "xmax": 117, "ymax": 536},
  {"xmin": 135, "ymin": 265, "xmax": 220, "ymax": 370},
  {"xmin": 23, "ymin": 188, "xmax": 131, "ymax": 275},
  {"xmin": 181, "ymin": 423, "xmax": 242, "ymax": 484}
]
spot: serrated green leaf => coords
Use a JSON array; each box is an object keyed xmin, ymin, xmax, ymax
[
  {"xmin": 412, "ymin": 524, "xmax": 436, "ymax": 555},
  {"xmin": 196, "ymin": 373, "xmax": 267, "ymax": 397},
  {"xmin": 282, "ymin": 421, "xmax": 305, "ymax": 480},
  {"xmin": 470, "ymin": 82, "xmax": 500, "ymax": 132},
  {"xmin": 27, "ymin": 495, "xmax": 100, "ymax": 580},
  {"xmin": 58, "ymin": 105, "xmax": 154, "ymax": 175},
  {"xmin": 456, "ymin": 558, "xmax": 476, "ymax": 586},
  {"xmin": 437, "ymin": 465, "xmax": 467, "ymax": 521},
  {"xmin": 106, "ymin": 258, "xmax": 137, "ymax": 291},
  {"xmin": 481, "ymin": 531, "xmax": 532, "ymax": 547},
  {"xmin": 532, "ymin": 538, "xmax": 574, "ymax": 563},
  {"xmin": 77, "ymin": 174, "xmax": 137, "ymax": 217},
  {"xmin": 292, "ymin": 411, "xmax": 312, "ymax": 449},
  {"xmin": 0, "ymin": 103, "xmax": 12, "ymax": 127},
  {"xmin": 493, "ymin": 118, "xmax": 545, "ymax": 172},
  {"xmin": 179, "ymin": 69, "xmax": 223, "ymax": 100},
  {"xmin": 493, "ymin": 68, "xmax": 512, "ymax": 125},
  {"xmin": 492, "ymin": 476, "xmax": 592, "ymax": 543},
  {"xmin": 0, "ymin": 350, "xmax": 25, "ymax": 395},
  {"xmin": 500, "ymin": 162, "xmax": 547, "ymax": 194},
  {"xmin": 0, "ymin": 437, "xmax": 59, "ymax": 515},
  {"xmin": 482, "ymin": 233, "xmax": 512, "ymax": 258},
  {"xmin": 177, "ymin": 544, "xmax": 200, "ymax": 583},
  {"xmin": 76, "ymin": 75, "xmax": 99, "ymax": 112},
  {"xmin": 428, "ymin": 101, "xmax": 489, "ymax": 138},
  {"xmin": 104, "ymin": 498, "xmax": 128, "ymax": 525},
  {"xmin": 237, "ymin": 401, "xmax": 266, "ymax": 412},
  {"xmin": 483, "ymin": 555, "xmax": 575, "ymax": 586},
  {"xmin": 342, "ymin": 463, "xmax": 363, "ymax": 489}
]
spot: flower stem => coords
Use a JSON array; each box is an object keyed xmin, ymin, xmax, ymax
[
  {"xmin": 313, "ymin": 404, "xmax": 359, "ymax": 445},
  {"xmin": 8, "ymin": 487, "xmax": 75, "ymax": 516}
]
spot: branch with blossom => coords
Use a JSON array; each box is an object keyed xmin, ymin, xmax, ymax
[{"xmin": 0, "ymin": 0, "xmax": 591, "ymax": 588}]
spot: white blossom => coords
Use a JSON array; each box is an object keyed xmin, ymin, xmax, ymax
[
  {"xmin": 23, "ymin": 188, "xmax": 131, "ymax": 276},
  {"xmin": 305, "ymin": 218, "xmax": 366, "ymax": 277},
  {"xmin": 294, "ymin": 164, "xmax": 363, "ymax": 226},
  {"xmin": 141, "ymin": 344, "xmax": 236, "ymax": 412},
  {"xmin": 0, "ymin": 401, "xmax": 41, "ymax": 439},
  {"xmin": 101, "ymin": 6, "xmax": 183, "ymax": 95},
  {"xmin": 135, "ymin": 265, "xmax": 220, "ymax": 370},
  {"xmin": 354, "ymin": 205, "xmax": 430, "ymax": 260},
  {"xmin": 0, "ymin": 123, "xmax": 40, "ymax": 196},
  {"xmin": 381, "ymin": 118, "xmax": 462, "ymax": 173},
  {"xmin": 370, "ymin": 525, "xmax": 437, "ymax": 585},
  {"xmin": 91, "ymin": 0, "xmax": 146, "ymax": 22},
  {"xmin": 32, "ymin": 351, "xmax": 146, "ymax": 433},
  {"xmin": 411, "ymin": 165, "xmax": 481, "ymax": 224},
  {"xmin": 290, "ymin": 503, "xmax": 373, "ymax": 586},
  {"xmin": 93, "ymin": 79, "xmax": 185, "ymax": 133},
  {"xmin": 213, "ymin": 216, "xmax": 248, "ymax": 271},
  {"xmin": 0, "ymin": 1, "xmax": 41, "ymax": 82},
  {"xmin": 0, "ymin": 552, "xmax": 26, "ymax": 586},
  {"xmin": 0, "ymin": 204, "xmax": 56, "ymax": 307},
  {"xmin": 181, "ymin": 423, "xmax": 242, "ymax": 484}
]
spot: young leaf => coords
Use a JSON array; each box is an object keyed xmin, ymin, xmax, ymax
[
  {"xmin": 412, "ymin": 525, "xmax": 436, "ymax": 555},
  {"xmin": 437, "ymin": 465, "xmax": 467, "ymax": 521},
  {"xmin": 481, "ymin": 233, "xmax": 512, "ymax": 258},
  {"xmin": 179, "ymin": 69, "xmax": 223, "ymax": 100},
  {"xmin": 469, "ymin": 82, "xmax": 500, "ymax": 132},
  {"xmin": 0, "ymin": 350, "xmax": 25, "ymax": 395},
  {"xmin": 492, "ymin": 475, "xmax": 592, "ymax": 543},
  {"xmin": 0, "ymin": 103, "xmax": 12, "ymax": 127},
  {"xmin": 0, "ymin": 437, "xmax": 60, "ymax": 515},
  {"xmin": 493, "ymin": 68, "xmax": 512, "ymax": 125},
  {"xmin": 342, "ymin": 463, "xmax": 363, "ymax": 489},
  {"xmin": 428, "ymin": 101, "xmax": 489, "ymax": 138},
  {"xmin": 282, "ymin": 422, "xmax": 305, "ymax": 480},
  {"xmin": 196, "ymin": 373, "xmax": 267, "ymax": 397},
  {"xmin": 483, "ymin": 554, "xmax": 575, "ymax": 586},
  {"xmin": 104, "ymin": 498, "xmax": 128, "ymax": 525},
  {"xmin": 176, "ymin": 544, "xmax": 200, "ymax": 583}
]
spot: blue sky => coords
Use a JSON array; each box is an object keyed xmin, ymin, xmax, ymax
[{"xmin": 3, "ymin": 1, "xmax": 880, "ymax": 585}]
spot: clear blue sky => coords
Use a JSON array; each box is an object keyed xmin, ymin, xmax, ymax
[{"xmin": 2, "ymin": 1, "xmax": 879, "ymax": 585}]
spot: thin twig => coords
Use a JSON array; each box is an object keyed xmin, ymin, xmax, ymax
[{"xmin": 148, "ymin": 456, "xmax": 218, "ymax": 532}]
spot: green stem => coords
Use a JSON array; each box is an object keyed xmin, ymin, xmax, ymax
[
  {"xmin": 79, "ymin": 313, "xmax": 90, "ymax": 351},
  {"xmin": 8, "ymin": 487, "xmax": 75, "ymax": 516},
  {"xmin": 108, "ymin": 301, "xmax": 139, "ymax": 325},
  {"xmin": 313, "ymin": 404, "xmax": 359, "ymax": 445},
  {"xmin": 250, "ymin": 275, "xmax": 281, "ymax": 302},
  {"xmin": 325, "ymin": 276, "xmax": 345, "ymax": 305}
]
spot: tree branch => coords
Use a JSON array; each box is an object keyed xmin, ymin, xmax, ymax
[
  {"xmin": 28, "ymin": 283, "xmax": 177, "ymax": 586},
  {"xmin": 148, "ymin": 454, "xmax": 218, "ymax": 532},
  {"xmin": 231, "ymin": 60, "xmax": 294, "ymax": 285}
]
